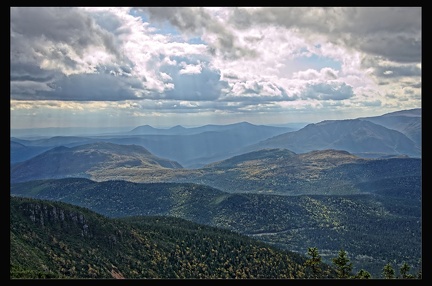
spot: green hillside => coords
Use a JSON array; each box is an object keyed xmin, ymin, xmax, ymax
[
  {"xmin": 11, "ymin": 142, "xmax": 183, "ymax": 183},
  {"xmin": 11, "ymin": 196, "xmax": 337, "ymax": 279},
  {"xmin": 89, "ymin": 149, "xmax": 421, "ymax": 197},
  {"xmin": 187, "ymin": 149, "xmax": 421, "ymax": 196},
  {"xmin": 11, "ymin": 143, "xmax": 421, "ymax": 199},
  {"xmin": 11, "ymin": 178, "xmax": 421, "ymax": 277}
]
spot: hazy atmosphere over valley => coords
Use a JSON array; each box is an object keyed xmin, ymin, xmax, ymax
[{"xmin": 10, "ymin": 7, "xmax": 422, "ymax": 280}]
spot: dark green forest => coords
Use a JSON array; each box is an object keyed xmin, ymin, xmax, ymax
[
  {"xmin": 10, "ymin": 196, "xmax": 335, "ymax": 279},
  {"xmin": 10, "ymin": 196, "xmax": 421, "ymax": 279},
  {"xmin": 11, "ymin": 178, "xmax": 421, "ymax": 277}
]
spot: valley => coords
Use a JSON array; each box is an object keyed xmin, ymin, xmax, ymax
[{"xmin": 10, "ymin": 108, "xmax": 422, "ymax": 279}]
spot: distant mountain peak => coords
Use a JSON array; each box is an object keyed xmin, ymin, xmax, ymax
[
  {"xmin": 169, "ymin": 125, "xmax": 186, "ymax": 130},
  {"xmin": 129, "ymin": 124, "xmax": 158, "ymax": 133},
  {"xmin": 245, "ymin": 113, "xmax": 420, "ymax": 159},
  {"xmin": 236, "ymin": 121, "xmax": 254, "ymax": 125}
]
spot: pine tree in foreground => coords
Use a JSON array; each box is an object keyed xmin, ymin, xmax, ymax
[
  {"xmin": 382, "ymin": 262, "xmax": 395, "ymax": 279},
  {"xmin": 399, "ymin": 262, "xmax": 415, "ymax": 279},
  {"xmin": 304, "ymin": 247, "xmax": 322, "ymax": 278},
  {"xmin": 353, "ymin": 269, "xmax": 371, "ymax": 279},
  {"xmin": 331, "ymin": 249, "xmax": 353, "ymax": 279}
]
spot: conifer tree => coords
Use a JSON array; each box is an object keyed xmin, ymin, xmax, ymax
[
  {"xmin": 304, "ymin": 247, "xmax": 322, "ymax": 278},
  {"xmin": 331, "ymin": 249, "xmax": 353, "ymax": 279},
  {"xmin": 382, "ymin": 262, "xmax": 395, "ymax": 279},
  {"xmin": 399, "ymin": 262, "xmax": 414, "ymax": 279},
  {"xmin": 353, "ymin": 269, "xmax": 371, "ymax": 279},
  {"xmin": 416, "ymin": 258, "xmax": 422, "ymax": 279}
]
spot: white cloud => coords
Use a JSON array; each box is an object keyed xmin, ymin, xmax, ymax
[
  {"xmin": 179, "ymin": 62, "xmax": 203, "ymax": 75},
  {"xmin": 230, "ymin": 7, "xmax": 421, "ymax": 63},
  {"xmin": 293, "ymin": 68, "xmax": 339, "ymax": 81},
  {"xmin": 300, "ymin": 82, "xmax": 355, "ymax": 101}
]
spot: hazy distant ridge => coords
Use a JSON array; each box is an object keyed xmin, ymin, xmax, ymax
[
  {"xmin": 244, "ymin": 117, "xmax": 420, "ymax": 158},
  {"xmin": 10, "ymin": 108, "xmax": 421, "ymax": 167}
]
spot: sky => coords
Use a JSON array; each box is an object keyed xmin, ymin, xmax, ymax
[{"xmin": 10, "ymin": 7, "xmax": 422, "ymax": 129}]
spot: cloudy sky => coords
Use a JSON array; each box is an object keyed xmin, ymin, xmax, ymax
[{"xmin": 10, "ymin": 7, "xmax": 421, "ymax": 129}]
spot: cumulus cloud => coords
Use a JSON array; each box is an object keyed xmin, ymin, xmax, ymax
[
  {"xmin": 161, "ymin": 61, "xmax": 228, "ymax": 101},
  {"xmin": 11, "ymin": 7, "xmax": 123, "ymax": 75},
  {"xmin": 300, "ymin": 82, "xmax": 355, "ymax": 101},
  {"xmin": 374, "ymin": 64, "xmax": 421, "ymax": 78},
  {"xmin": 10, "ymin": 62, "xmax": 57, "ymax": 85},
  {"xmin": 137, "ymin": 7, "xmax": 257, "ymax": 60},
  {"xmin": 10, "ymin": 7, "xmax": 228, "ymax": 102},
  {"xmin": 293, "ymin": 67, "xmax": 339, "ymax": 81},
  {"xmin": 12, "ymin": 72, "xmax": 145, "ymax": 101},
  {"xmin": 179, "ymin": 62, "xmax": 203, "ymax": 75},
  {"xmin": 230, "ymin": 7, "xmax": 421, "ymax": 63},
  {"xmin": 222, "ymin": 80, "xmax": 296, "ymax": 103}
]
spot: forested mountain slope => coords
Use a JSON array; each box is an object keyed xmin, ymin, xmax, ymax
[
  {"xmin": 10, "ymin": 142, "xmax": 182, "ymax": 183},
  {"xmin": 11, "ymin": 178, "xmax": 421, "ymax": 277},
  {"xmin": 11, "ymin": 196, "xmax": 336, "ymax": 279},
  {"xmin": 12, "ymin": 147, "xmax": 421, "ymax": 198}
]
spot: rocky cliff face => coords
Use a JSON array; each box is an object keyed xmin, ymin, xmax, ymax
[{"xmin": 19, "ymin": 202, "xmax": 93, "ymax": 238}]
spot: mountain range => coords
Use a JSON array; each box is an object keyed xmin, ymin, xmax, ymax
[
  {"xmin": 11, "ymin": 144, "xmax": 421, "ymax": 198},
  {"xmin": 128, "ymin": 121, "xmax": 295, "ymax": 136},
  {"xmin": 11, "ymin": 108, "xmax": 421, "ymax": 167},
  {"xmin": 358, "ymin": 108, "xmax": 421, "ymax": 147},
  {"xmin": 9, "ymin": 107, "xmax": 422, "ymax": 279},
  {"xmin": 242, "ymin": 112, "xmax": 420, "ymax": 158}
]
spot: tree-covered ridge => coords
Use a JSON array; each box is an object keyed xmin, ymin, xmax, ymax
[
  {"xmin": 90, "ymin": 149, "xmax": 421, "ymax": 197},
  {"xmin": 11, "ymin": 178, "xmax": 421, "ymax": 277},
  {"xmin": 11, "ymin": 146, "xmax": 421, "ymax": 198},
  {"xmin": 10, "ymin": 141, "xmax": 183, "ymax": 183},
  {"xmin": 10, "ymin": 196, "xmax": 338, "ymax": 279},
  {"xmin": 185, "ymin": 150, "xmax": 421, "ymax": 196}
]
